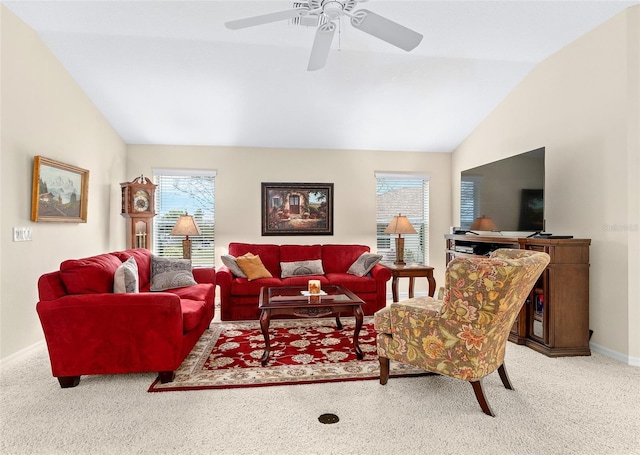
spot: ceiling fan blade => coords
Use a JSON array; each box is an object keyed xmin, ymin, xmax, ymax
[
  {"xmin": 350, "ymin": 9, "xmax": 423, "ymax": 51},
  {"xmin": 307, "ymin": 25, "xmax": 336, "ymax": 71},
  {"xmin": 225, "ymin": 8, "xmax": 307, "ymax": 30}
]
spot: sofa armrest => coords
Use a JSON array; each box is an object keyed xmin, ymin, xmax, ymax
[
  {"xmin": 215, "ymin": 266, "xmax": 233, "ymax": 308},
  {"xmin": 370, "ymin": 264, "xmax": 392, "ymax": 282},
  {"xmin": 36, "ymin": 293, "xmax": 184, "ymax": 377},
  {"xmin": 193, "ymin": 267, "xmax": 216, "ymax": 285}
]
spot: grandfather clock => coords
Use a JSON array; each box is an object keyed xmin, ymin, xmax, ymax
[{"xmin": 120, "ymin": 175, "xmax": 157, "ymax": 250}]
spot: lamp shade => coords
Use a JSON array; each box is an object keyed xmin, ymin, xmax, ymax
[
  {"xmin": 170, "ymin": 213, "xmax": 201, "ymax": 237},
  {"xmin": 470, "ymin": 215, "xmax": 497, "ymax": 231},
  {"xmin": 384, "ymin": 214, "xmax": 417, "ymax": 235}
]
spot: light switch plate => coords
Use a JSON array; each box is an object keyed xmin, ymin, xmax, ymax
[{"xmin": 13, "ymin": 227, "xmax": 32, "ymax": 242}]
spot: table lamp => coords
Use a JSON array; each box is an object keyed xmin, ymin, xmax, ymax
[
  {"xmin": 384, "ymin": 213, "xmax": 417, "ymax": 265},
  {"xmin": 470, "ymin": 215, "xmax": 497, "ymax": 232},
  {"xmin": 170, "ymin": 212, "xmax": 201, "ymax": 259}
]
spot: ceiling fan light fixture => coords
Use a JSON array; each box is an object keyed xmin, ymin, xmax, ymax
[{"xmin": 323, "ymin": 1, "xmax": 345, "ymax": 20}]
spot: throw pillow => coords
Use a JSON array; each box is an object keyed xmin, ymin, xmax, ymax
[
  {"xmin": 113, "ymin": 256, "xmax": 139, "ymax": 294},
  {"xmin": 150, "ymin": 256, "xmax": 197, "ymax": 291},
  {"xmin": 347, "ymin": 252, "xmax": 383, "ymax": 277},
  {"xmin": 280, "ymin": 259, "xmax": 325, "ymax": 278},
  {"xmin": 235, "ymin": 253, "xmax": 273, "ymax": 281},
  {"xmin": 221, "ymin": 254, "xmax": 247, "ymax": 278}
]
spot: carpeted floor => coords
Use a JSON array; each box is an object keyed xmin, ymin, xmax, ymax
[
  {"xmin": 149, "ymin": 318, "xmax": 427, "ymax": 391},
  {"xmin": 1, "ymin": 317, "xmax": 640, "ymax": 454}
]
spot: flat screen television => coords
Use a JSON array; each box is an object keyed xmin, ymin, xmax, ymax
[{"xmin": 460, "ymin": 147, "xmax": 545, "ymax": 233}]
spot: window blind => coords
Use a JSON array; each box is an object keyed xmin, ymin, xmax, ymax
[
  {"xmin": 152, "ymin": 169, "xmax": 216, "ymax": 267},
  {"xmin": 375, "ymin": 173, "xmax": 430, "ymax": 264}
]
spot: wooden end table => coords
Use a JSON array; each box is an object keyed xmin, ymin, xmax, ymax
[
  {"xmin": 381, "ymin": 263, "xmax": 436, "ymax": 302},
  {"xmin": 258, "ymin": 285, "xmax": 365, "ymax": 366}
]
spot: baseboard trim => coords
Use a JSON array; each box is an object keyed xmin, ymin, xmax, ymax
[
  {"xmin": 0, "ymin": 340, "xmax": 45, "ymax": 368},
  {"xmin": 590, "ymin": 342, "xmax": 640, "ymax": 366}
]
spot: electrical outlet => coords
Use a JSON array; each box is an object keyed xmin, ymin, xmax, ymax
[{"xmin": 13, "ymin": 227, "xmax": 32, "ymax": 242}]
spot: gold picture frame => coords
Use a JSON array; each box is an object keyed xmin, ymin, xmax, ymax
[
  {"xmin": 31, "ymin": 156, "xmax": 89, "ymax": 222},
  {"xmin": 261, "ymin": 182, "xmax": 333, "ymax": 236}
]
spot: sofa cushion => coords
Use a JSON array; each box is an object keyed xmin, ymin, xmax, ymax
[
  {"xmin": 230, "ymin": 277, "xmax": 284, "ymax": 296},
  {"xmin": 236, "ymin": 253, "xmax": 273, "ymax": 281},
  {"xmin": 228, "ymin": 243, "xmax": 280, "ymax": 277},
  {"xmin": 280, "ymin": 259, "xmax": 325, "ymax": 278},
  {"xmin": 150, "ymin": 256, "xmax": 197, "ymax": 291},
  {"xmin": 180, "ymin": 299, "xmax": 206, "ymax": 332},
  {"xmin": 169, "ymin": 283, "xmax": 215, "ymax": 306},
  {"xmin": 324, "ymin": 273, "xmax": 378, "ymax": 293},
  {"xmin": 347, "ymin": 252, "xmax": 383, "ymax": 277},
  {"xmin": 113, "ymin": 257, "xmax": 139, "ymax": 294},
  {"xmin": 279, "ymin": 244, "xmax": 322, "ymax": 263},
  {"xmin": 321, "ymin": 244, "xmax": 370, "ymax": 273},
  {"xmin": 221, "ymin": 255, "xmax": 247, "ymax": 278},
  {"xmin": 281, "ymin": 275, "xmax": 330, "ymax": 287},
  {"xmin": 113, "ymin": 248, "xmax": 152, "ymax": 290},
  {"xmin": 60, "ymin": 253, "xmax": 123, "ymax": 294}
]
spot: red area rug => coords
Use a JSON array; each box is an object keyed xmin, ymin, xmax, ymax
[{"xmin": 148, "ymin": 317, "xmax": 427, "ymax": 392}]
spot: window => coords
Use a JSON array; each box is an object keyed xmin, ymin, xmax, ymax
[
  {"xmin": 375, "ymin": 172, "xmax": 430, "ymax": 264},
  {"xmin": 152, "ymin": 169, "xmax": 216, "ymax": 267}
]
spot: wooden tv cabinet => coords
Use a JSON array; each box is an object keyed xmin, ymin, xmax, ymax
[{"xmin": 445, "ymin": 234, "xmax": 591, "ymax": 357}]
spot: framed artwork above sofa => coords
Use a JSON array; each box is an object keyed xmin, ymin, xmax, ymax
[{"xmin": 261, "ymin": 182, "xmax": 333, "ymax": 236}]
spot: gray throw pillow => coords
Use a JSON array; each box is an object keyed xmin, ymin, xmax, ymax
[
  {"xmin": 150, "ymin": 256, "xmax": 197, "ymax": 291},
  {"xmin": 347, "ymin": 252, "xmax": 382, "ymax": 277},
  {"xmin": 281, "ymin": 259, "xmax": 325, "ymax": 278},
  {"xmin": 113, "ymin": 256, "xmax": 139, "ymax": 293},
  {"xmin": 221, "ymin": 254, "xmax": 247, "ymax": 278}
]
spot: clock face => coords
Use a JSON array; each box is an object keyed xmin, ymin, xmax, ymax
[{"xmin": 133, "ymin": 190, "xmax": 150, "ymax": 212}]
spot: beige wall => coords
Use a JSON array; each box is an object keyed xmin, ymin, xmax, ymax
[
  {"xmin": 127, "ymin": 145, "xmax": 452, "ymax": 295},
  {"xmin": 0, "ymin": 7, "xmax": 127, "ymax": 359},
  {"xmin": 452, "ymin": 6, "xmax": 640, "ymax": 364}
]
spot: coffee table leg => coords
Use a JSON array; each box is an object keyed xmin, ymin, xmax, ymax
[
  {"xmin": 353, "ymin": 306, "xmax": 364, "ymax": 359},
  {"xmin": 335, "ymin": 314, "xmax": 343, "ymax": 330},
  {"xmin": 259, "ymin": 309, "xmax": 271, "ymax": 366}
]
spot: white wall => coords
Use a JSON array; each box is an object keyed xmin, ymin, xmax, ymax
[
  {"xmin": 127, "ymin": 145, "xmax": 452, "ymax": 298},
  {"xmin": 0, "ymin": 6, "xmax": 127, "ymax": 359},
  {"xmin": 452, "ymin": 6, "xmax": 640, "ymax": 364}
]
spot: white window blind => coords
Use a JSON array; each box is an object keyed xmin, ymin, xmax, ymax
[
  {"xmin": 375, "ymin": 173, "xmax": 430, "ymax": 264},
  {"xmin": 152, "ymin": 169, "xmax": 216, "ymax": 267}
]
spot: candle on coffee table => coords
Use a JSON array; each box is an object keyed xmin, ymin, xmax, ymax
[{"xmin": 308, "ymin": 280, "xmax": 321, "ymax": 295}]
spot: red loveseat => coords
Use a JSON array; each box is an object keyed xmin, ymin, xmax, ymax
[
  {"xmin": 36, "ymin": 248, "xmax": 215, "ymax": 388},
  {"xmin": 216, "ymin": 243, "xmax": 392, "ymax": 321}
]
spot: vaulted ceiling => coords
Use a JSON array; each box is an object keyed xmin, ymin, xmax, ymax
[{"xmin": 4, "ymin": 1, "xmax": 638, "ymax": 152}]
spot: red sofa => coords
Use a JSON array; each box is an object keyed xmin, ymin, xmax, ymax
[
  {"xmin": 36, "ymin": 248, "xmax": 215, "ymax": 388},
  {"xmin": 216, "ymin": 243, "xmax": 392, "ymax": 321}
]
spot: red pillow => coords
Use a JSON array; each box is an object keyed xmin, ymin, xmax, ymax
[{"xmin": 60, "ymin": 253, "xmax": 123, "ymax": 294}]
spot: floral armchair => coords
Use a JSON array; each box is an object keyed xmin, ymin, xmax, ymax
[{"xmin": 374, "ymin": 248, "xmax": 550, "ymax": 416}]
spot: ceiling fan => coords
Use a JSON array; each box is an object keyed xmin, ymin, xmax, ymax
[{"xmin": 225, "ymin": 0, "xmax": 423, "ymax": 71}]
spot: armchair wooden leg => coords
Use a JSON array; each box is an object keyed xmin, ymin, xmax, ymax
[
  {"xmin": 497, "ymin": 363, "xmax": 514, "ymax": 390},
  {"xmin": 379, "ymin": 356, "xmax": 390, "ymax": 385},
  {"xmin": 158, "ymin": 371, "xmax": 175, "ymax": 384},
  {"xmin": 471, "ymin": 380, "xmax": 495, "ymax": 417}
]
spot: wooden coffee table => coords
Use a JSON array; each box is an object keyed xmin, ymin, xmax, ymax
[{"xmin": 258, "ymin": 285, "xmax": 365, "ymax": 366}]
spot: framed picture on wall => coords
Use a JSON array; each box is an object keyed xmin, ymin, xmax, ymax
[
  {"xmin": 31, "ymin": 156, "xmax": 89, "ymax": 222},
  {"xmin": 261, "ymin": 182, "xmax": 333, "ymax": 236}
]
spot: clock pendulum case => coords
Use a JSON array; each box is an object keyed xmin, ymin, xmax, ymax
[{"xmin": 120, "ymin": 175, "xmax": 157, "ymax": 249}]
